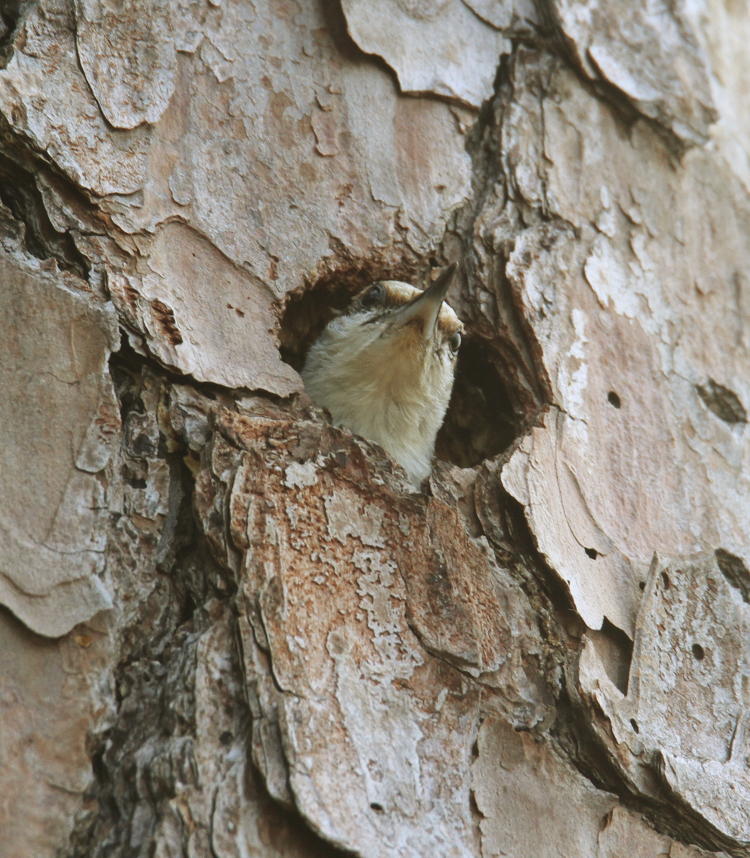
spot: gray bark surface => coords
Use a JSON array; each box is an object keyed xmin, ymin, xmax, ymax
[{"xmin": 0, "ymin": 1, "xmax": 748, "ymax": 856}]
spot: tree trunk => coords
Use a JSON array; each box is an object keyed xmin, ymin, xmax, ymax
[{"xmin": 1, "ymin": 1, "xmax": 748, "ymax": 856}]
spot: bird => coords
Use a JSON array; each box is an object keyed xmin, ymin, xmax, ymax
[{"xmin": 302, "ymin": 263, "xmax": 462, "ymax": 487}]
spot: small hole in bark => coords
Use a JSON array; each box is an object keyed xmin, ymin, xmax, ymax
[
  {"xmin": 638, "ymin": 581, "xmax": 645, "ymax": 591},
  {"xmin": 607, "ymin": 391, "xmax": 621, "ymax": 408},
  {"xmin": 219, "ymin": 731, "xmax": 233, "ymax": 745},
  {"xmin": 661, "ymin": 571, "xmax": 671, "ymax": 589},
  {"xmin": 280, "ymin": 265, "xmax": 526, "ymax": 471},
  {"xmin": 584, "ymin": 547, "xmax": 598, "ymax": 559},
  {"xmin": 370, "ymin": 803, "xmax": 384, "ymax": 813},
  {"xmin": 630, "ymin": 718, "xmax": 639, "ymax": 733},
  {"xmin": 692, "ymin": 643, "xmax": 705, "ymax": 661}
]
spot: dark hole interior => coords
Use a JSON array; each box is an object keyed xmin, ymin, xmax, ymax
[
  {"xmin": 607, "ymin": 391, "xmax": 621, "ymax": 408},
  {"xmin": 584, "ymin": 547, "xmax": 598, "ymax": 559},
  {"xmin": 279, "ymin": 270, "xmax": 522, "ymax": 470},
  {"xmin": 630, "ymin": 718, "xmax": 639, "ymax": 733},
  {"xmin": 661, "ymin": 571, "xmax": 671, "ymax": 589},
  {"xmin": 279, "ymin": 270, "xmax": 371, "ymax": 372},
  {"xmin": 691, "ymin": 643, "xmax": 705, "ymax": 661},
  {"xmin": 434, "ymin": 334, "xmax": 519, "ymax": 468}
]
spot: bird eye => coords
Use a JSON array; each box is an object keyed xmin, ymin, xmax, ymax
[
  {"xmin": 361, "ymin": 283, "xmax": 385, "ymax": 308},
  {"xmin": 448, "ymin": 331, "xmax": 462, "ymax": 353}
]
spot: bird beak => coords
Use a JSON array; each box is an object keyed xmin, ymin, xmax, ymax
[{"xmin": 392, "ymin": 263, "xmax": 457, "ymax": 338}]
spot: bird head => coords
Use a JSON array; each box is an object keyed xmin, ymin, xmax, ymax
[{"xmin": 302, "ymin": 263, "xmax": 463, "ymax": 485}]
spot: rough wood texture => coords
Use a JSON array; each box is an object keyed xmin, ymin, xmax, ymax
[{"xmin": 0, "ymin": 1, "xmax": 748, "ymax": 856}]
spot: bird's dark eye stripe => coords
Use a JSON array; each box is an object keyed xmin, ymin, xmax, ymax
[{"xmin": 360, "ymin": 283, "xmax": 385, "ymax": 307}]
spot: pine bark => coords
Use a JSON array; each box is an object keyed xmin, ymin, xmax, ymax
[{"xmin": 1, "ymin": 1, "xmax": 748, "ymax": 856}]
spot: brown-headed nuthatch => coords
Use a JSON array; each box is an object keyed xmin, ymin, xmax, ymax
[{"xmin": 302, "ymin": 264, "xmax": 462, "ymax": 487}]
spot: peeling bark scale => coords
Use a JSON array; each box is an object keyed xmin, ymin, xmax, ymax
[{"xmin": 0, "ymin": 1, "xmax": 748, "ymax": 857}]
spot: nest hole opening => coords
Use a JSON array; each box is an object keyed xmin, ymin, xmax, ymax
[{"xmin": 280, "ymin": 268, "xmax": 525, "ymax": 471}]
